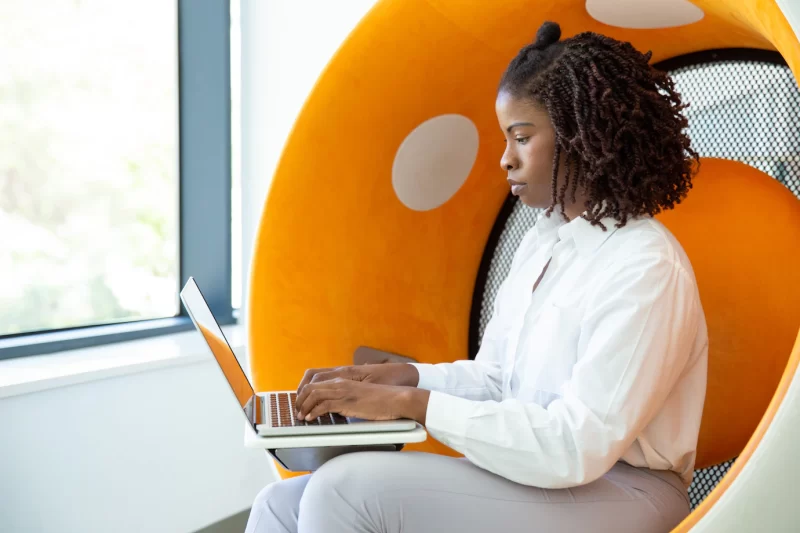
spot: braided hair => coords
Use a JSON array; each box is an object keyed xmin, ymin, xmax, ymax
[{"xmin": 499, "ymin": 21, "xmax": 698, "ymax": 228}]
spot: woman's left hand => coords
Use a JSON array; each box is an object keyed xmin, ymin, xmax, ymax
[{"xmin": 295, "ymin": 378, "xmax": 430, "ymax": 424}]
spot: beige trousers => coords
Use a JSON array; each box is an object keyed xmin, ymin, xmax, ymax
[{"xmin": 245, "ymin": 451, "xmax": 690, "ymax": 533}]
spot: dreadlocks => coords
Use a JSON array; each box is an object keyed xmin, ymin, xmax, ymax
[{"xmin": 499, "ymin": 21, "xmax": 699, "ymax": 228}]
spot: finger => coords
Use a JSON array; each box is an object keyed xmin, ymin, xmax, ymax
[
  {"xmin": 309, "ymin": 370, "xmax": 340, "ymax": 384},
  {"xmin": 297, "ymin": 368, "xmax": 316, "ymax": 392},
  {"xmin": 310, "ymin": 365, "xmax": 362, "ymax": 384},
  {"xmin": 295, "ymin": 381, "xmax": 316, "ymax": 413},
  {"xmin": 297, "ymin": 367, "xmax": 329, "ymax": 392},
  {"xmin": 297, "ymin": 387, "xmax": 343, "ymax": 420},
  {"xmin": 295, "ymin": 381, "xmax": 339, "ymax": 417},
  {"xmin": 305, "ymin": 399, "xmax": 337, "ymax": 421}
]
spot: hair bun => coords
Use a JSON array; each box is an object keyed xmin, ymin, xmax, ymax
[{"xmin": 533, "ymin": 21, "xmax": 561, "ymax": 49}]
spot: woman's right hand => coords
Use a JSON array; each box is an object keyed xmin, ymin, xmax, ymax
[{"xmin": 297, "ymin": 363, "xmax": 420, "ymax": 392}]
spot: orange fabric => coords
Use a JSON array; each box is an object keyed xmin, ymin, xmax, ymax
[
  {"xmin": 673, "ymin": 331, "xmax": 800, "ymax": 532},
  {"xmin": 657, "ymin": 159, "xmax": 800, "ymax": 469},
  {"xmin": 691, "ymin": 0, "xmax": 800, "ymax": 77},
  {"xmin": 661, "ymin": 1, "xmax": 800, "ymax": 529},
  {"xmin": 247, "ymin": 0, "xmax": 800, "ymax": 484},
  {"xmin": 198, "ymin": 324, "xmax": 252, "ymax": 408}
]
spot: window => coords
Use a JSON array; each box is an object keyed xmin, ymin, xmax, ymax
[
  {"xmin": 1, "ymin": 0, "xmax": 234, "ymax": 359},
  {"xmin": 0, "ymin": 0, "xmax": 179, "ymax": 337}
]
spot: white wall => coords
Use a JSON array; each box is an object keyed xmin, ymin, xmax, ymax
[
  {"xmin": 239, "ymin": 0, "xmax": 378, "ymax": 329},
  {"xmin": 0, "ymin": 354, "xmax": 273, "ymax": 533}
]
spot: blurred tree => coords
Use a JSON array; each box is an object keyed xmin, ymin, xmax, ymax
[{"xmin": 0, "ymin": 0, "xmax": 178, "ymax": 336}]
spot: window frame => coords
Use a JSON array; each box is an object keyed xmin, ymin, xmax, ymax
[{"xmin": 0, "ymin": 0, "xmax": 234, "ymax": 361}]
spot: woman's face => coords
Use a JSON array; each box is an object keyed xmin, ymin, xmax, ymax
[{"xmin": 495, "ymin": 91, "xmax": 564, "ymax": 209}]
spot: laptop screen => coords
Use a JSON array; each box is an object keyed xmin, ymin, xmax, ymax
[{"xmin": 179, "ymin": 278, "xmax": 255, "ymax": 410}]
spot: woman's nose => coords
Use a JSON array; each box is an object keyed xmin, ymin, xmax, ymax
[{"xmin": 500, "ymin": 146, "xmax": 517, "ymax": 172}]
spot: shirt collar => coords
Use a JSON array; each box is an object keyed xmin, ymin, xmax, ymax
[
  {"xmin": 558, "ymin": 213, "xmax": 624, "ymax": 256},
  {"xmin": 534, "ymin": 206, "xmax": 627, "ymax": 256},
  {"xmin": 534, "ymin": 208, "xmax": 569, "ymax": 239}
]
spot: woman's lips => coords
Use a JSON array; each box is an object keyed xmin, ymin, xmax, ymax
[{"xmin": 508, "ymin": 179, "xmax": 527, "ymax": 196}]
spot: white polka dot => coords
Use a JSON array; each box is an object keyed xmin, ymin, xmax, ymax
[
  {"xmin": 586, "ymin": 0, "xmax": 704, "ymax": 29},
  {"xmin": 392, "ymin": 114, "xmax": 479, "ymax": 212}
]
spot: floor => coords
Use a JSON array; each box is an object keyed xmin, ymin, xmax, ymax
[{"xmin": 194, "ymin": 509, "xmax": 249, "ymax": 533}]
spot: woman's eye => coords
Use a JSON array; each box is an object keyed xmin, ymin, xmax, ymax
[{"xmin": 516, "ymin": 137, "xmax": 529, "ymax": 145}]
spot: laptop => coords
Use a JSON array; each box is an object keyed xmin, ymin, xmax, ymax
[{"xmin": 179, "ymin": 277, "xmax": 417, "ymax": 437}]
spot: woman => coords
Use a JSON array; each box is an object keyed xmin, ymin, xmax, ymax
[{"xmin": 246, "ymin": 21, "xmax": 707, "ymax": 533}]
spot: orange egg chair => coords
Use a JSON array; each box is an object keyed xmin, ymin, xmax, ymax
[{"xmin": 247, "ymin": 1, "xmax": 800, "ymax": 530}]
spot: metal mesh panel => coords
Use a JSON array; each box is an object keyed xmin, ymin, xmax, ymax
[
  {"xmin": 688, "ymin": 460, "xmax": 734, "ymax": 510},
  {"xmin": 671, "ymin": 60, "xmax": 800, "ymax": 197},
  {"xmin": 473, "ymin": 56, "xmax": 799, "ymax": 510},
  {"xmin": 477, "ymin": 203, "xmax": 543, "ymax": 337}
]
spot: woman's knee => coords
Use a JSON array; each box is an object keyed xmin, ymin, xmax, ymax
[
  {"xmin": 300, "ymin": 452, "xmax": 425, "ymax": 512},
  {"xmin": 246, "ymin": 476, "xmax": 310, "ymax": 533},
  {"xmin": 298, "ymin": 453, "xmax": 389, "ymax": 531},
  {"xmin": 251, "ymin": 482, "xmax": 279, "ymax": 511},
  {"xmin": 302, "ymin": 450, "xmax": 435, "ymax": 503},
  {"xmin": 257, "ymin": 478, "xmax": 305, "ymax": 507},
  {"xmin": 301, "ymin": 452, "xmax": 365, "ymax": 505}
]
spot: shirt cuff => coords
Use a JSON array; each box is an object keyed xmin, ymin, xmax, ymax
[
  {"xmin": 409, "ymin": 363, "xmax": 445, "ymax": 391},
  {"xmin": 424, "ymin": 390, "xmax": 472, "ymax": 451}
]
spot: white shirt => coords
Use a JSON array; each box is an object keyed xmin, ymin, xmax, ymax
[{"xmin": 412, "ymin": 211, "xmax": 708, "ymax": 489}]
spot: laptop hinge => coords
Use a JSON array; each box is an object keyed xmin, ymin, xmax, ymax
[{"xmin": 245, "ymin": 394, "xmax": 259, "ymax": 426}]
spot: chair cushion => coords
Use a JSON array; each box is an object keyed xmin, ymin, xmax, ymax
[{"xmin": 657, "ymin": 157, "xmax": 800, "ymax": 468}]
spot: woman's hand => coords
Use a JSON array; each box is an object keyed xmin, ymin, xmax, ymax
[
  {"xmin": 297, "ymin": 363, "xmax": 419, "ymax": 391},
  {"xmin": 295, "ymin": 378, "xmax": 430, "ymax": 424}
]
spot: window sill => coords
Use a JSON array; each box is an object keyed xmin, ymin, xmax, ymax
[{"xmin": 0, "ymin": 324, "xmax": 244, "ymax": 399}]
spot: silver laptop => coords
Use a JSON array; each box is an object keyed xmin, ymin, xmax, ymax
[{"xmin": 180, "ymin": 277, "xmax": 417, "ymax": 436}]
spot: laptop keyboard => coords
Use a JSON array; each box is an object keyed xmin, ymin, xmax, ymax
[{"xmin": 266, "ymin": 392, "xmax": 349, "ymax": 427}]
